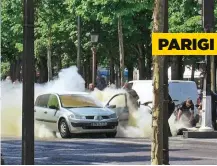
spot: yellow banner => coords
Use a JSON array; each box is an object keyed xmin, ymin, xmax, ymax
[{"xmin": 152, "ymin": 33, "xmax": 217, "ymax": 55}]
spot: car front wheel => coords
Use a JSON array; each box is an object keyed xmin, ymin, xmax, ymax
[
  {"xmin": 105, "ymin": 132, "xmax": 117, "ymax": 138},
  {"xmin": 58, "ymin": 119, "xmax": 71, "ymax": 138}
]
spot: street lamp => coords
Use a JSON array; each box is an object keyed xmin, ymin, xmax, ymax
[
  {"xmin": 196, "ymin": 60, "xmax": 214, "ymax": 132},
  {"xmin": 91, "ymin": 32, "xmax": 99, "ymax": 87},
  {"xmin": 91, "ymin": 32, "xmax": 99, "ymax": 44}
]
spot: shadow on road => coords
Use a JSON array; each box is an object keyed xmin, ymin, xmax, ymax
[{"xmin": 1, "ymin": 139, "xmax": 202, "ymax": 165}]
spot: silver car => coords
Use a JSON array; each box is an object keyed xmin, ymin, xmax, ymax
[{"xmin": 34, "ymin": 92, "xmax": 119, "ymax": 138}]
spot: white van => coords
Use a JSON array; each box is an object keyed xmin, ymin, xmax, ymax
[{"xmin": 128, "ymin": 80, "xmax": 199, "ymax": 116}]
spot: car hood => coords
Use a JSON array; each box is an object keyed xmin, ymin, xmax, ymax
[{"xmin": 67, "ymin": 107, "xmax": 115, "ymax": 116}]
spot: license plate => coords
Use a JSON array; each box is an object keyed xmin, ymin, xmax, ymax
[{"xmin": 91, "ymin": 122, "xmax": 107, "ymax": 126}]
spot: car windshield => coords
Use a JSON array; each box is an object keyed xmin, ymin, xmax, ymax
[{"xmin": 59, "ymin": 94, "xmax": 103, "ymax": 108}]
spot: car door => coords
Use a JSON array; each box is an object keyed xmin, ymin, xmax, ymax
[
  {"xmin": 34, "ymin": 94, "xmax": 50, "ymax": 125},
  {"xmin": 45, "ymin": 94, "xmax": 60, "ymax": 131},
  {"xmin": 105, "ymin": 93, "xmax": 129, "ymax": 126}
]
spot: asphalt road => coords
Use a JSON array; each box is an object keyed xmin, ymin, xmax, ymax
[{"xmin": 1, "ymin": 136, "xmax": 217, "ymax": 165}]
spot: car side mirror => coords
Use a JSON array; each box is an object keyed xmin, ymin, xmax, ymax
[
  {"xmin": 49, "ymin": 105, "xmax": 58, "ymax": 110},
  {"xmin": 143, "ymin": 101, "xmax": 153, "ymax": 106},
  {"xmin": 107, "ymin": 105, "xmax": 116, "ymax": 109}
]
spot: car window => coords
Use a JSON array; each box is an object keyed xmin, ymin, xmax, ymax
[
  {"xmin": 35, "ymin": 94, "xmax": 50, "ymax": 108},
  {"xmin": 59, "ymin": 94, "xmax": 102, "ymax": 108},
  {"xmin": 47, "ymin": 94, "xmax": 59, "ymax": 109},
  {"xmin": 35, "ymin": 97, "xmax": 40, "ymax": 106},
  {"xmin": 108, "ymin": 94, "xmax": 127, "ymax": 108}
]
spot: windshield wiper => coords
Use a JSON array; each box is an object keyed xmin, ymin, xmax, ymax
[
  {"xmin": 64, "ymin": 107, "xmax": 78, "ymax": 108},
  {"xmin": 82, "ymin": 106, "xmax": 101, "ymax": 108}
]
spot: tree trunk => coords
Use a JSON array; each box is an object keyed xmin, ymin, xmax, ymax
[
  {"xmin": 115, "ymin": 64, "xmax": 120, "ymax": 88},
  {"xmin": 171, "ymin": 56, "xmax": 183, "ymax": 80},
  {"xmin": 145, "ymin": 31, "xmax": 152, "ymax": 79},
  {"xmin": 15, "ymin": 59, "xmax": 21, "ymax": 81},
  {"xmin": 10, "ymin": 63, "xmax": 15, "ymax": 82},
  {"xmin": 82, "ymin": 60, "xmax": 87, "ymax": 87},
  {"xmin": 191, "ymin": 64, "xmax": 195, "ymax": 81},
  {"xmin": 47, "ymin": 29, "xmax": 52, "ymax": 81},
  {"xmin": 57, "ymin": 55, "xmax": 62, "ymax": 72},
  {"xmin": 89, "ymin": 55, "xmax": 92, "ymax": 85},
  {"xmin": 110, "ymin": 57, "xmax": 115, "ymax": 84},
  {"xmin": 152, "ymin": 56, "xmax": 164, "ymax": 165},
  {"xmin": 10, "ymin": 58, "xmax": 22, "ymax": 82},
  {"xmin": 39, "ymin": 56, "xmax": 48, "ymax": 83},
  {"xmin": 138, "ymin": 44, "xmax": 146, "ymax": 80},
  {"xmin": 146, "ymin": 52, "xmax": 152, "ymax": 79},
  {"xmin": 77, "ymin": 15, "xmax": 81, "ymax": 74},
  {"xmin": 128, "ymin": 65, "xmax": 133, "ymax": 82},
  {"xmin": 10, "ymin": 60, "xmax": 21, "ymax": 82},
  {"xmin": 118, "ymin": 16, "xmax": 125, "ymax": 86},
  {"xmin": 151, "ymin": 0, "xmax": 165, "ymax": 164}
]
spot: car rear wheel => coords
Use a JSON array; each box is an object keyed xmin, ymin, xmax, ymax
[
  {"xmin": 59, "ymin": 119, "xmax": 71, "ymax": 138},
  {"xmin": 105, "ymin": 132, "xmax": 117, "ymax": 138}
]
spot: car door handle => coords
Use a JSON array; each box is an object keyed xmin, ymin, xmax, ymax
[{"xmin": 44, "ymin": 111, "xmax": 47, "ymax": 114}]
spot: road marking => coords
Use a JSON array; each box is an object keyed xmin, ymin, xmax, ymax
[{"xmin": 3, "ymin": 156, "xmax": 49, "ymax": 160}]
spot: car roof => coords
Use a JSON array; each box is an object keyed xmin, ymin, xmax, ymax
[
  {"xmin": 56, "ymin": 91, "xmax": 89, "ymax": 95},
  {"xmin": 37, "ymin": 91, "xmax": 89, "ymax": 96}
]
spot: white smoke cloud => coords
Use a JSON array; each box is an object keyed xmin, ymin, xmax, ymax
[
  {"xmin": 1, "ymin": 66, "xmax": 188, "ymax": 139},
  {"xmin": 1, "ymin": 66, "xmax": 85, "ymax": 138}
]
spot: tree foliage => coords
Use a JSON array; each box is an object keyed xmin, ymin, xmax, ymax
[{"xmin": 1, "ymin": 0, "xmax": 217, "ymax": 81}]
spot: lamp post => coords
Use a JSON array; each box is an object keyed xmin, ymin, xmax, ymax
[
  {"xmin": 77, "ymin": 16, "xmax": 81, "ymax": 74},
  {"xmin": 197, "ymin": 60, "xmax": 214, "ymax": 132},
  {"xmin": 199, "ymin": 0, "xmax": 214, "ymax": 132},
  {"xmin": 22, "ymin": 0, "xmax": 35, "ymax": 164},
  {"xmin": 91, "ymin": 32, "xmax": 99, "ymax": 87}
]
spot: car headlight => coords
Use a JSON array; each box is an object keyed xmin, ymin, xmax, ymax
[
  {"xmin": 110, "ymin": 113, "xmax": 117, "ymax": 119},
  {"xmin": 68, "ymin": 114, "xmax": 75, "ymax": 119},
  {"xmin": 74, "ymin": 114, "xmax": 86, "ymax": 120}
]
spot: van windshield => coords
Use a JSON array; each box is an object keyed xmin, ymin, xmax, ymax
[
  {"xmin": 169, "ymin": 82, "xmax": 197, "ymax": 104},
  {"xmin": 59, "ymin": 94, "xmax": 103, "ymax": 108}
]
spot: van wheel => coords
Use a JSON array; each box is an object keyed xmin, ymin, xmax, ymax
[
  {"xmin": 58, "ymin": 119, "xmax": 71, "ymax": 138},
  {"xmin": 105, "ymin": 132, "xmax": 117, "ymax": 138}
]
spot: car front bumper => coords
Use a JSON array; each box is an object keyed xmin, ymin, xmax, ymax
[{"xmin": 68, "ymin": 119, "xmax": 118, "ymax": 134}]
